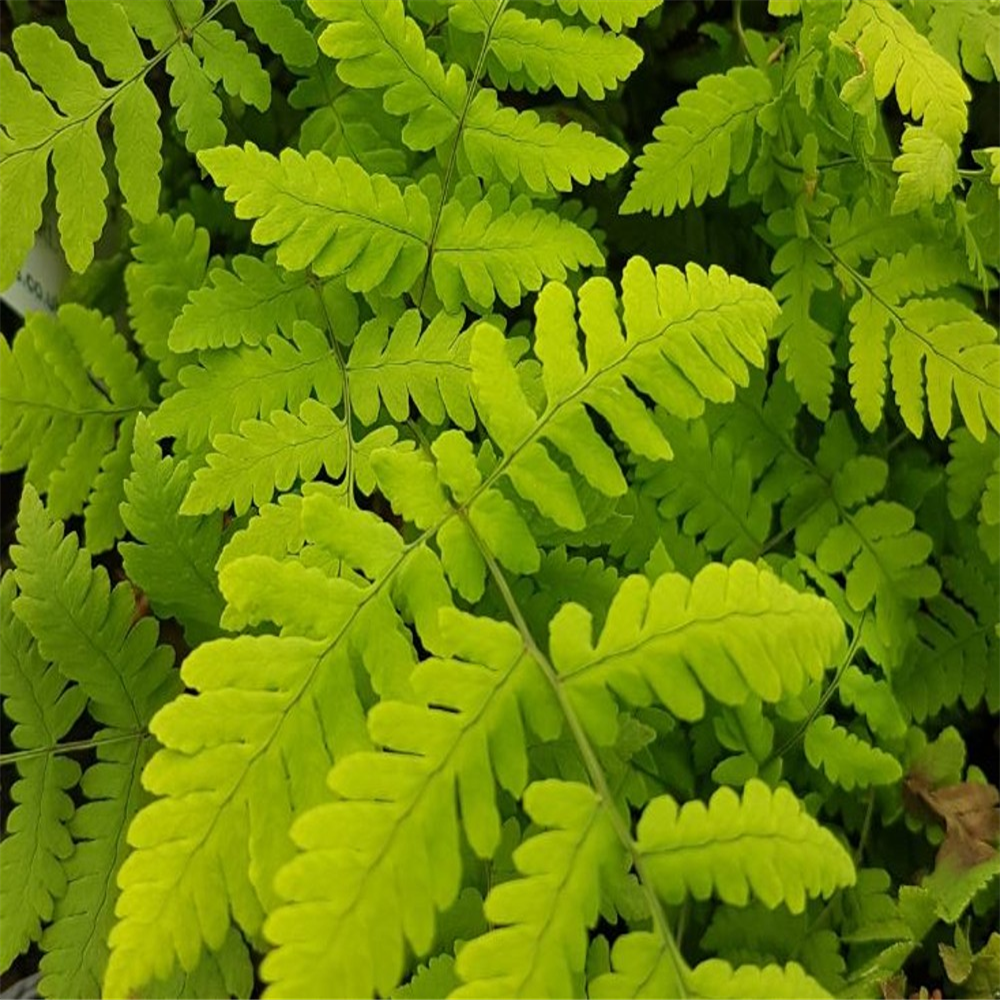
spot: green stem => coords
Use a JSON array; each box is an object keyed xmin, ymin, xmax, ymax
[
  {"xmin": 466, "ymin": 517, "xmax": 691, "ymax": 997},
  {"xmin": 763, "ymin": 615, "xmax": 866, "ymax": 769},
  {"xmin": 1, "ymin": 729, "xmax": 147, "ymax": 766}
]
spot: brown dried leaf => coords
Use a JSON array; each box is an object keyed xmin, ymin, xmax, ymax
[{"xmin": 904, "ymin": 773, "xmax": 1000, "ymax": 872}]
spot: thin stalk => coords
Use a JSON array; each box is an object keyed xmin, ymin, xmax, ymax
[{"xmin": 1, "ymin": 729, "xmax": 147, "ymax": 766}]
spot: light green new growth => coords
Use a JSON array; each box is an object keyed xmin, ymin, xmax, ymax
[{"xmin": 2, "ymin": 1, "xmax": 997, "ymax": 997}]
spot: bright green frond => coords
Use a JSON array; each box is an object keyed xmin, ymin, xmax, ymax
[
  {"xmin": 462, "ymin": 88, "xmax": 628, "ymax": 193},
  {"xmin": 588, "ymin": 932, "xmax": 687, "ymax": 999},
  {"xmin": 0, "ymin": 0, "xmax": 261, "ymax": 281},
  {"xmin": 181, "ymin": 400, "xmax": 348, "ymax": 516},
  {"xmin": 929, "ymin": 1, "xmax": 1000, "ymax": 82},
  {"xmin": 126, "ymin": 214, "xmax": 211, "ymax": 372},
  {"xmin": 234, "ymin": 0, "xmax": 318, "ymax": 68},
  {"xmin": 770, "ymin": 230, "xmax": 837, "ymax": 420},
  {"xmin": 803, "ymin": 716, "xmax": 903, "ymax": 790},
  {"xmin": 0, "ymin": 305, "xmax": 152, "ymax": 550},
  {"xmin": 686, "ymin": 958, "xmax": 831, "ymax": 999},
  {"xmin": 105, "ymin": 629, "xmax": 367, "ymax": 998},
  {"xmin": 636, "ymin": 780, "xmax": 855, "ymax": 912},
  {"xmin": 889, "ymin": 297, "xmax": 1000, "ymax": 441},
  {"xmin": 104, "ymin": 507, "xmax": 451, "ymax": 997},
  {"xmin": 163, "ymin": 43, "xmax": 226, "ymax": 152},
  {"xmin": 622, "ymin": 67, "xmax": 773, "ymax": 217},
  {"xmin": 591, "ymin": 935, "xmax": 830, "ymax": 998},
  {"xmin": 891, "ymin": 126, "xmax": 960, "ymax": 214},
  {"xmin": 150, "ymin": 321, "xmax": 343, "ymax": 450},
  {"xmin": 452, "ymin": 780, "xmax": 621, "ymax": 999},
  {"xmin": 451, "ymin": 5, "xmax": 643, "ymax": 99},
  {"xmin": 838, "ymin": 0, "xmax": 969, "ymax": 145},
  {"xmin": 311, "ymin": 0, "xmax": 627, "ymax": 193},
  {"xmin": 469, "ymin": 261, "xmax": 776, "ymax": 529},
  {"xmin": 12, "ymin": 486, "xmax": 178, "ymax": 731},
  {"xmin": 2, "ymin": 26, "xmax": 109, "ymax": 278},
  {"xmin": 850, "ymin": 244, "xmax": 980, "ymax": 430},
  {"xmin": 838, "ymin": 665, "xmax": 908, "ymax": 741},
  {"xmin": 199, "ymin": 144, "xmax": 432, "ymax": 296},
  {"xmin": 552, "ymin": 561, "xmax": 845, "ymax": 736},
  {"xmin": 431, "ymin": 191, "xmax": 603, "ymax": 312},
  {"xmin": 372, "ymin": 438, "xmax": 540, "ymax": 601},
  {"xmin": 120, "ymin": 417, "xmax": 225, "ymax": 645},
  {"xmin": 8, "ymin": 490, "xmax": 180, "ymax": 997},
  {"xmin": 311, "ymin": 0, "xmax": 468, "ymax": 151},
  {"xmin": 261, "ymin": 610, "xmax": 558, "ymax": 999},
  {"xmin": 814, "ymin": 500, "xmax": 940, "ymax": 650},
  {"xmin": 0, "ymin": 573, "xmax": 85, "ymax": 973},
  {"xmin": 170, "ymin": 257, "xmax": 321, "ymax": 352},
  {"xmin": 531, "ymin": 0, "xmax": 663, "ymax": 32},
  {"xmin": 192, "ymin": 21, "xmax": 270, "ymax": 112},
  {"xmin": 348, "ymin": 309, "xmax": 476, "ymax": 428}
]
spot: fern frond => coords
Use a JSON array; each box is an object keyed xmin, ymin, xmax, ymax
[
  {"xmin": 803, "ymin": 716, "xmax": 903, "ymax": 790},
  {"xmin": 890, "ymin": 297, "xmax": 1000, "ymax": 441},
  {"xmin": 0, "ymin": 572, "xmax": 85, "ymax": 973},
  {"xmin": 450, "ymin": 5, "xmax": 643, "ymax": 99},
  {"xmin": 845, "ymin": 246, "xmax": 996, "ymax": 438},
  {"xmin": 180, "ymin": 400, "xmax": 348, "ymax": 516},
  {"xmin": 291, "ymin": 71, "xmax": 410, "ymax": 177},
  {"xmin": 532, "ymin": 0, "xmax": 663, "ymax": 31},
  {"xmin": 452, "ymin": 780, "xmax": 620, "ymax": 999},
  {"xmin": 373, "ymin": 436, "xmax": 540, "ymax": 602},
  {"xmin": 311, "ymin": 0, "xmax": 627, "ymax": 192},
  {"xmin": 0, "ymin": 0, "xmax": 291, "ymax": 283},
  {"xmin": 233, "ymin": 0, "xmax": 318, "ymax": 68},
  {"xmin": 636, "ymin": 780, "xmax": 854, "ymax": 912},
  {"xmin": 838, "ymin": 665, "xmax": 908, "ymax": 741},
  {"xmin": 170, "ymin": 257, "xmax": 321, "ymax": 352},
  {"xmin": 622, "ymin": 66, "xmax": 773, "ymax": 217},
  {"xmin": 142, "ymin": 927, "xmax": 253, "ymax": 1000},
  {"xmin": 686, "ymin": 958, "xmax": 831, "ymax": 999},
  {"xmin": 104, "ymin": 505, "xmax": 454, "ymax": 998},
  {"xmin": 470, "ymin": 260, "xmax": 776, "ymax": 526},
  {"xmin": 839, "ymin": 0, "xmax": 969, "ymax": 144},
  {"xmin": 462, "ymin": 88, "xmax": 628, "ymax": 193},
  {"xmin": 812, "ymin": 498, "xmax": 940, "ymax": 651},
  {"xmin": 896, "ymin": 556, "xmax": 1000, "ymax": 719},
  {"xmin": 348, "ymin": 309, "xmax": 476, "ymax": 428},
  {"xmin": 261, "ymin": 609, "xmax": 558, "ymax": 999},
  {"xmin": 636, "ymin": 416, "xmax": 772, "ymax": 561},
  {"xmin": 837, "ymin": 0, "xmax": 970, "ymax": 215},
  {"xmin": 0, "ymin": 7, "xmax": 151, "ymax": 280},
  {"xmin": 0, "ymin": 305, "xmax": 152, "ymax": 550},
  {"xmin": 199, "ymin": 144, "xmax": 432, "ymax": 295},
  {"xmin": 552, "ymin": 561, "xmax": 845, "ymax": 736},
  {"xmin": 126, "ymin": 214, "xmax": 211, "ymax": 374},
  {"xmin": 770, "ymin": 229, "xmax": 837, "ymax": 419},
  {"xmin": 12, "ymin": 486, "xmax": 178, "ymax": 731},
  {"xmin": 120, "ymin": 417, "xmax": 225, "ymax": 645},
  {"xmin": 590, "ymin": 933, "xmax": 830, "ymax": 998},
  {"xmin": 10, "ymin": 488, "xmax": 180, "ymax": 996},
  {"xmin": 431, "ymin": 187, "xmax": 602, "ymax": 312},
  {"xmin": 310, "ymin": 0, "xmax": 468, "ymax": 150},
  {"xmin": 929, "ymin": 0, "xmax": 1000, "ymax": 82},
  {"xmin": 891, "ymin": 126, "xmax": 961, "ymax": 214},
  {"xmin": 149, "ymin": 321, "xmax": 342, "ymax": 450}
]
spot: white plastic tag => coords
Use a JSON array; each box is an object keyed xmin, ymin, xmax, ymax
[{"xmin": 1, "ymin": 218, "xmax": 68, "ymax": 316}]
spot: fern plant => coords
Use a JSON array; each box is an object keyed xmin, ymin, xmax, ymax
[{"xmin": 1, "ymin": 1, "xmax": 998, "ymax": 999}]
